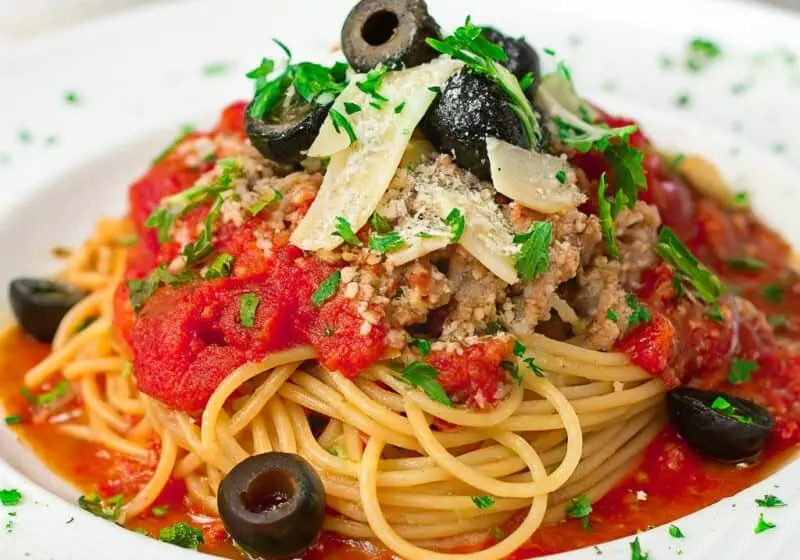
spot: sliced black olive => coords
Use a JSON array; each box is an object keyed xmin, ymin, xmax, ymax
[
  {"xmin": 481, "ymin": 27, "xmax": 541, "ymax": 95},
  {"xmin": 341, "ymin": 0, "xmax": 441, "ymax": 72},
  {"xmin": 9, "ymin": 278, "xmax": 85, "ymax": 343},
  {"xmin": 218, "ymin": 452, "xmax": 325, "ymax": 559},
  {"xmin": 667, "ymin": 387, "xmax": 775, "ymax": 464},
  {"xmin": 421, "ymin": 69, "xmax": 532, "ymax": 180},
  {"xmin": 245, "ymin": 94, "xmax": 330, "ymax": 164}
]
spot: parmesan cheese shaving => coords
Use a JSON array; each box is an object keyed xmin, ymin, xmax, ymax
[
  {"xmin": 486, "ymin": 137, "xmax": 586, "ymax": 213},
  {"xmin": 291, "ymin": 58, "xmax": 462, "ymax": 251}
]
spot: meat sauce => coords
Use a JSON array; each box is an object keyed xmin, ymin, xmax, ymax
[{"xmin": 2, "ymin": 104, "xmax": 800, "ymax": 558}]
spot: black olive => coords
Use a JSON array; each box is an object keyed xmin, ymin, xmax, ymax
[
  {"xmin": 245, "ymin": 96, "xmax": 330, "ymax": 164},
  {"xmin": 341, "ymin": 0, "xmax": 441, "ymax": 73},
  {"xmin": 667, "ymin": 387, "xmax": 775, "ymax": 464},
  {"xmin": 421, "ymin": 70, "xmax": 532, "ymax": 180},
  {"xmin": 481, "ymin": 27, "xmax": 541, "ymax": 95},
  {"xmin": 9, "ymin": 278, "xmax": 85, "ymax": 343},
  {"xmin": 218, "ymin": 452, "xmax": 325, "ymax": 559}
]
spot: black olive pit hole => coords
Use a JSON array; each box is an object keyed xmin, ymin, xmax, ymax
[
  {"xmin": 241, "ymin": 469, "xmax": 295, "ymax": 514},
  {"xmin": 361, "ymin": 10, "xmax": 399, "ymax": 46}
]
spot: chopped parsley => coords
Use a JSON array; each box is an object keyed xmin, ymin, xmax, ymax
[
  {"xmin": 513, "ymin": 221, "xmax": 553, "ymax": 281},
  {"xmin": 356, "ymin": 66, "xmax": 390, "ymax": 106},
  {"xmin": 607, "ymin": 309, "xmax": 619, "ymax": 321},
  {"xmin": 329, "ymin": 109, "xmax": 357, "ymax": 144},
  {"xmin": 203, "ymin": 61, "xmax": 230, "ymax": 76},
  {"xmin": 344, "ymin": 102, "xmax": 361, "ymax": 115},
  {"xmin": 4, "ymin": 416, "xmax": 22, "ymax": 425},
  {"xmin": 400, "ymin": 361, "xmax": 452, "ymax": 406},
  {"xmin": 630, "ymin": 536, "xmax": 649, "ymax": 560},
  {"xmin": 597, "ymin": 173, "xmax": 618, "ymax": 259},
  {"xmin": 656, "ymin": 227, "xmax": 723, "ymax": 304},
  {"xmin": 427, "ymin": 18, "xmax": 542, "ymax": 146},
  {"xmin": 768, "ymin": 314, "xmax": 788, "ymax": 329},
  {"xmin": 78, "ymin": 493, "xmax": 122, "ymax": 522},
  {"xmin": 20, "ymin": 379, "xmax": 70, "ymax": 407},
  {"xmin": 555, "ymin": 169, "xmax": 567, "ymax": 184},
  {"xmin": 686, "ymin": 38, "xmax": 723, "ymax": 72},
  {"xmin": 152, "ymin": 124, "xmax": 195, "ymax": 165},
  {"xmin": 126, "ymin": 265, "xmax": 194, "ymax": 312},
  {"xmin": 311, "ymin": 270, "xmax": 341, "ymax": 307},
  {"xmin": 247, "ymin": 190, "xmax": 282, "ymax": 216},
  {"xmin": 0, "ymin": 489, "xmax": 22, "ymax": 506},
  {"xmin": 411, "ymin": 338, "xmax": 431, "ymax": 357},
  {"xmin": 394, "ymin": 101, "xmax": 406, "ymax": 113},
  {"xmin": 555, "ymin": 118, "xmax": 638, "ymax": 154},
  {"xmin": 18, "ymin": 129, "xmax": 32, "ymax": 144},
  {"xmin": 64, "ymin": 91, "xmax": 80, "ymax": 104},
  {"xmin": 501, "ymin": 360, "xmax": 521, "ymax": 383},
  {"xmin": 511, "ymin": 340, "xmax": 543, "ymax": 377},
  {"xmin": 369, "ymin": 231, "xmax": 405, "ymax": 254},
  {"xmin": 711, "ymin": 396, "xmax": 753, "ymax": 424},
  {"xmin": 626, "ymin": 295, "xmax": 651, "ymax": 329},
  {"xmin": 485, "ymin": 321, "xmax": 505, "ymax": 334},
  {"xmin": 705, "ymin": 303, "xmax": 724, "ymax": 323},
  {"xmin": 181, "ymin": 196, "xmax": 224, "ymax": 267},
  {"xmin": 471, "ymin": 496, "xmax": 495, "ymax": 509},
  {"xmin": 762, "ymin": 283, "xmax": 785, "ymax": 303},
  {"xmin": 151, "ymin": 505, "xmax": 169, "ymax": 518},
  {"xmin": 444, "ymin": 208, "xmax": 465, "ymax": 243},
  {"xmin": 726, "ymin": 257, "xmax": 767, "ymax": 271},
  {"xmin": 239, "ymin": 293, "xmax": 260, "ymax": 328},
  {"xmin": 116, "ymin": 233, "xmax": 140, "ymax": 247},
  {"xmin": 604, "ymin": 142, "xmax": 646, "ymax": 213},
  {"xmin": 675, "ymin": 92, "xmax": 691, "ymax": 108},
  {"xmin": 565, "ymin": 494, "xmax": 592, "ymax": 531},
  {"xmin": 202, "ymin": 253, "xmax": 234, "ymax": 280},
  {"xmin": 754, "ymin": 513, "xmax": 776, "ymax": 534},
  {"xmin": 756, "ymin": 494, "xmax": 787, "ymax": 508},
  {"xmin": 728, "ymin": 358, "xmax": 758, "ymax": 384},
  {"xmin": 668, "ymin": 524, "xmax": 685, "ymax": 538},
  {"xmin": 333, "ymin": 217, "xmax": 362, "ymax": 246},
  {"xmin": 159, "ymin": 521, "xmax": 204, "ymax": 549},
  {"xmin": 368, "ymin": 213, "xmax": 392, "ymax": 234}
]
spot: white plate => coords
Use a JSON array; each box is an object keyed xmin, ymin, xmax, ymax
[{"xmin": 1, "ymin": 0, "xmax": 799, "ymax": 558}]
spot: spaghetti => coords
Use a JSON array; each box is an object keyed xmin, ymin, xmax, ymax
[{"xmin": 16, "ymin": 216, "xmax": 666, "ymax": 560}]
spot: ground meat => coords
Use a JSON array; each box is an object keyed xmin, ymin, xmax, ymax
[
  {"xmin": 616, "ymin": 201, "xmax": 661, "ymax": 289},
  {"xmin": 385, "ymin": 257, "xmax": 452, "ymax": 328},
  {"xmin": 573, "ymin": 257, "xmax": 630, "ymax": 351},
  {"xmin": 441, "ymin": 248, "xmax": 508, "ymax": 339}
]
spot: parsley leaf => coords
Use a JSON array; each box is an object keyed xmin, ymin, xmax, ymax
[
  {"xmin": 411, "ymin": 338, "xmax": 431, "ymax": 357},
  {"xmin": 656, "ymin": 227, "xmax": 723, "ymax": 304},
  {"xmin": 626, "ymin": 295, "xmax": 651, "ymax": 329},
  {"xmin": 78, "ymin": 493, "xmax": 123, "ymax": 522},
  {"xmin": 311, "ymin": 271, "xmax": 341, "ymax": 307},
  {"xmin": 597, "ymin": 173, "xmax": 618, "ymax": 259},
  {"xmin": 247, "ymin": 190, "xmax": 282, "ymax": 216},
  {"xmin": 401, "ymin": 361, "xmax": 452, "ymax": 406},
  {"xmin": 369, "ymin": 232, "xmax": 405, "ymax": 254},
  {"xmin": 202, "ymin": 253, "xmax": 234, "ymax": 280},
  {"xmin": 756, "ymin": 495, "xmax": 787, "ymax": 508},
  {"xmin": 607, "ymin": 309, "xmax": 619, "ymax": 321},
  {"xmin": 159, "ymin": 521, "xmax": 204, "ymax": 549},
  {"xmin": 565, "ymin": 494, "xmax": 592, "ymax": 531},
  {"xmin": 629, "ymin": 536, "xmax": 649, "ymax": 560},
  {"xmin": 705, "ymin": 303, "xmax": 724, "ymax": 322},
  {"xmin": 356, "ymin": 66, "xmax": 390, "ymax": 105},
  {"xmin": 239, "ymin": 293, "xmax": 260, "ymax": 328},
  {"xmin": 555, "ymin": 169, "xmax": 567, "ymax": 184},
  {"xmin": 4, "ymin": 416, "xmax": 22, "ymax": 425},
  {"xmin": 754, "ymin": 513, "xmax": 776, "ymax": 534},
  {"xmin": 762, "ymin": 283, "xmax": 785, "ymax": 303},
  {"xmin": 444, "ymin": 208, "xmax": 465, "ymax": 243},
  {"xmin": 728, "ymin": 358, "xmax": 758, "ymax": 384},
  {"xmin": 726, "ymin": 257, "xmax": 767, "ymax": 271},
  {"xmin": 152, "ymin": 125, "xmax": 195, "ymax": 165},
  {"xmin": 711, "ymin": 396, "xmax": 753, "ymax": 424},
  {"xmin": 668, "ymin": 524, "xmax": 685, "ymax": 538},
  {"xmin": 151, "ymin": 505, "xmax": 169, "ymax": 518},
  {"xmin": 333, "ymin": 217, "xmax": 362, "ymax": 246},
  {"xmin": 181, "ymin": 196, "xmax": 224, "ymax": 267},
  {"xmin": 555, "ymin": 118, "xmax": 638, "ymax": 154},
  {"xmin": 20, "ymin": 379, "xmax": 70, "ymax": 407},
  {"xmin": 344, "ymin": 102, "xmax": 361, "ymax": 115},
  {"xmin": 126, "ymin": 265, "xmax": 194, "ymax": 312},
  {"xmin": 686, "ymin": 37, "xmax": 723, "ymax": 72},
  {"xmin": 514, "ymin": 221, "xmax": 553, "ymax": 281},
  {"xmin": 329, "ymin": 109, "xmax": 357, "ymax": 144},
  {"xmin": 471, "ymin": 496, "xmax": 495, "ymax": 509},
  {"xmin": 0, "ymin": 489, "xmax": 22, "ymax": 506},
  {"xmin": 368, "ymin": 213, "xmax": 392, "ymax": 234},
  {"xmin": 605, "ymin": 142, "xmax": 647, "ymax": 214}
]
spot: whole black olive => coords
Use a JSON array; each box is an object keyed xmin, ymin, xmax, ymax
[
  {"xmin": 667, "ymin": 387, "xmax": 775, "ymax": 464},
  {"xmin": 245, "ymin": 96, "xmax": 330, "ymax": 164},
  {"xmin": 421, "ymin": 70, "xmax": 532, "ymax": 180},
  {"xmin": 218, "ymin": 452, "xmax": 325, "ymax": 559},
  {"xmin": 481, "ymin": 27, "xmax": 541, "ymax": 95},
  {"xmin": 341, "ymin": 0, "xmax": 441, "ymax": 73},
  {"xmin": 9, "ymin": 278, "xmax": 85, "ymax": 343}
]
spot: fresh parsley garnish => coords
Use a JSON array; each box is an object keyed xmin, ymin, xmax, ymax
[
  {"xmin": 20, "ymin": 379, "xmax": 70, "ymax": 407},
  {"xmin": 668, "ymin": 524, "xmax": 685, "ymax": 538},
  {"xmin": 597, "ymin": 173, "xmax": 619, "ymax": 259},
  {"xmin": 411, "ymin": 338, "xmax": 431, "ymax": 357},
  {"xmin": 514, "ymin": 221, "xmax": 553, "ymax": 281},
  {"xmin": 565, "ymin": 494, "xmax": 592, "ymax": 531},
  {"xmin": 394, "ymin": 101, "xmax": 406, "ymax": 113},
  {"xmin": 400, "ymin": 361, "xmax": 452, "ymax": 406},
  {"xmin": 756, "ymin": 495, "xmax": 787, "ymax": 508},
  {"xmin": 427, "ymin": 18, "xmax": 542, "ymax": 146},
  {"xmin": 368, "ymin": 213, "xmax": 392, "ymax": 234},
  {"xmin": 607, "ymin": 309, "xmax": 619, "ymax": 321},
  {"xmin": 444, "ymin": 208, "xmax": 465, "ymax": 243},
  {"xmin": 555, "ymin": 169, "xmax": 567, "ymax": 184},
  {"xmin": 471, "ymin": 496, "xmax": 495, "ymax": 509},
  {"xmin": 152, "ymin": 125, "xmax": 195, "ymax": 165},
  {"xmin": 626, "ymin": 295, "xmax": 651, "ymax": 329},
  {"xmin": 629, "ymin": 536, "xmax": 649, "ymax": 560},
  {"xmin": 329, "ymin": 109, "xmax": 357, "ymax": 144},
  {"xmin": 311, "ymin": 271, "xmax": 341, "ymax": 307},
  {"xmin": 247, "ymin": 190, "xmax": 282, "ymax": 216},
  {"xmin": 333, "ymin": 217, "xmax": 362, "ymax": 246},
  {"xmin": 78, "ymin": 493, "xmax": 123, "ymax": 522},
  {"xmin": 686, "ymin": 38, "xmax": 722, "ymax": 72},
  {"xmin": 181, "ymin": 196, "xmax": 224, "ymax": 267},
  {"xmin": 762, "ymin": 283, "xmax": 785, "ymax": 303},
  {"xmin": 705, "ymin": 303, "xmax": 725, "ymax": 322},
  {"xmin": 369, "ymin": 232, "xmax": 405, "ymax": 254},
  {"xmin": 239, "ymin": 293, "xmax": 260, "ymax": 328},
  {"xmin": 4, "ymin": 416, "xmax": 22, "ymax": 425},
  {"xmin": 731, "ymin": 191, "xmax": 750, "ymax": 207},
  {"xmin": 728, "ymin": 358, "xmax": 758, "ymax": 384},
  {"xmin": 726, "ymin": 257, "xmax": 767, "ymax": 271},
  {"xmin": 202, "ymin": 253, "xmax": 234, "ymax": 280},
  {"xmin": 711, "ymin": 396, "xmax": 753, "ymax": 424},
  {"xmin": 754, "ymin": 513, "xmax": 776, "ymax": 534},
  {"xmin": 64, "ymin": 91, "xmax": 80, "ymax": 105},
  {"xmin": 768, "ymin": 314, "xmax": 788, "ymax": 329},
  {"xmin": 151, "ymin": 505, "xmax": 169, "ymax": 518},
  {"xmin": 344, "ymin": 102, "xmax": 361, "ymax": 115},
  {"xmin": 159, "ymin": 521, "xmax": 204, "ymax": 549},
  {"xmin": 656, "ymin": 227, "xmax": 723, "ymax": 304},
  {"xmin": 0, "ymin": 489, "xmax": 22, "ymax": 507},
  {"xmin": 356, "ymin": 65, "xmax": 390, "ymax": 106},
  {"xmin": 127, "ymin": 265, "xmax": 194, "ymax": 312},
  {"xmin": 604, "ymin": 142, "xmax": 647, "ymax": 214}
]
